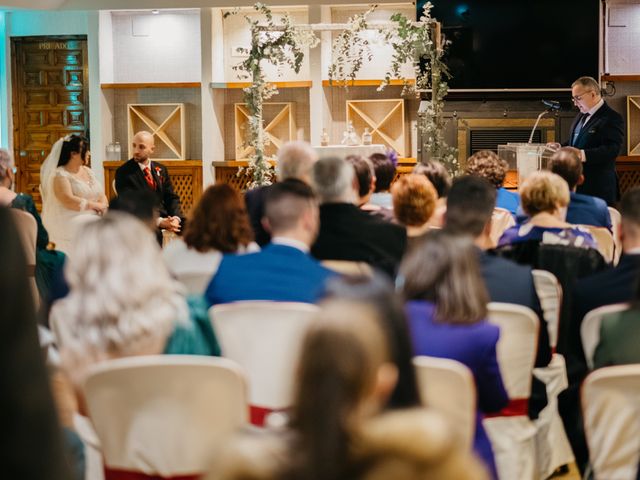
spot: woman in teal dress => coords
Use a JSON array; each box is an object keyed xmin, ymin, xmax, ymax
[{"xmin": 0, "ymin": 149, "xmax": 65, "ymax": 301}]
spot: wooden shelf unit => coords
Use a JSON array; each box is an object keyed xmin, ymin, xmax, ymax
[
  {"xmin": 234, "ymin": 102, "xmax": 297, "ymax": 160},
  {"xmin": 628, "ymin": 96, "xmax": 640, "ymax": 155},
  {"xmin": 322, "ymin": 79, "xmax": 415, "ymax": 87},
  {"xmin": 211, "ymin": 81, "xmax": 311, "ymax": 89},
  {"xmin": 127, "ymin": 103, "xmax": 186, "ymax": 161},
  {"xmin": 102, "ymin": 82, "xmax": 201, "ymax": 89},
  {"xmin": 346, "ymin": 99, "xmax": 408, "ymax": 157}
]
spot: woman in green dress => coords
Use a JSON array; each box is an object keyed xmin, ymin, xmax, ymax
[{"xmin": 0, "ymin": 148, "xmax": 66, "ymax": 301}]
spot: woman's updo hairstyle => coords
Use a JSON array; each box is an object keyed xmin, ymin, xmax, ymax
[{"xmin": 58, "ymin": 135, "xmax": 89, "ymax": 167}]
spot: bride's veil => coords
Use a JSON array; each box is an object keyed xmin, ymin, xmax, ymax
[{"xmin": 40, "ymin": 137, "xmax": 66, "ymax": 235}]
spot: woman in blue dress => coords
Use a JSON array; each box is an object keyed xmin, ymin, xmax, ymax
[{"xmin": 400, "ymin": 230, "xmax": 508, "ymax": 479}]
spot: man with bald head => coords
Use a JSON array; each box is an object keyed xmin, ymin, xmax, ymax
[{"xmin": 115, "ymin": 131, "xmax": 183, "ymax": 234}]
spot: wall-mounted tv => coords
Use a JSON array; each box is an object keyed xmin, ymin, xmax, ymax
[{"xmin": 420, "ymin": 0, "xmax": 600, "ymax": 91}]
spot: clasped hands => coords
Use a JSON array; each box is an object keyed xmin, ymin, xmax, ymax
[{"xmin": 159, "ymin": 216, "xmax": 181, "ymax": 233}]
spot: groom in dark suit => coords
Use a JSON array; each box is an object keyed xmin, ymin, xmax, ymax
[
  {"xmin": 115, "ymin": 131, "xmax": 183, "ymax": 234},
  {"xmin": 555, "ymin": 76, "xmax": 624, "ymax": 206}
]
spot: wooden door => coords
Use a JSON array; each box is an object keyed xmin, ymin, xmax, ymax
[{"xmin": 11, "ymin": 36, "xmax": 89, "ymax": 210}]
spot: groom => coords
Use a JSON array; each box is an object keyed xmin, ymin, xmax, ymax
[{"xmin": 115, "ymin": 131, "xmax": 183, "ymax": 234}]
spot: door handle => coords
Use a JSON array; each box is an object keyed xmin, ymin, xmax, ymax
[{"xmin": 19, "ymin": 151, "xmax": 27, "ymax": 157}]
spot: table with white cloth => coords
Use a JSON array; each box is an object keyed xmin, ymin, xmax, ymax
[{"xmin": 312, "ymin": 144, "xmax": 386, "ymax": 160}]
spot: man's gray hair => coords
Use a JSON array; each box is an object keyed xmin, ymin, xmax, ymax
[
  {"xmin": 0, "ymin": 148, "xmax": 13, "ymax": 180},
  {"xmin": 572, "ymin": 76, "xmax": 601, "ymax": 96},
  {"xmin": 312, "ymin": 156, "xmax": 356, "ymax": 203},
  {"xmin": 276, "ymin": 141, "xmax": 318, "ymax": 181}
]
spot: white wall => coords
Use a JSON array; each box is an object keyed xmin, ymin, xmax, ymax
[
  {"xmin": 111, "ymin": 10, "xmax": 201, "ymax": 83},
  {"xmin": 0, "ymin": 12, "xmax": 9, "ymax": 148},
  {"xmin": 222, "ymin": 7, "xmax": 310, "ymax": 82},
  {"xmin": 329, "ymin": 5, "xmax": 415, "ymax": 80},
  {"xmin": 607, "ymin": 4, "xmax": 640, "ymax": 73}
]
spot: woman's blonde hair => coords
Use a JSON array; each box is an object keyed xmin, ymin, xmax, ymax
[
  {"xmin": 392, "ymin": 174, "xmax": 438, "ymax": 227},
  {"xmin": 519, "ymin": 171, "xmax": 570, "ymax": 216},
  {"xmin": 51, "ymin": 212, "xmax": 188, "ymax": 363}
]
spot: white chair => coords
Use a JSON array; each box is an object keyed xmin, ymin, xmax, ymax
[
  {"xmin": 413, "ymin": 356, "xmax": 476, "ymax": 451},
  {"xmin": 210, "ymin": 301, "xmax": 319, "ymax": 426},
  {"xmin": 490, "ymin": 207, "xmax": 516, "ymax": 246},
  {"xmin": 608, "ymin": 206, "xmax": 622, "ymax": 266},
  {"xmin": 580, "ymin": 303, "xmax": 630, "ymax": 370},
  {"xmin": 485, "ymin": 302, "xmax": 539, "ymax": 480},
  {"xmin": 10, "ymin": 208, "xmax": 39, "ymax": 309},
  {"xmin": 530, "ymin": 270, "xmax": 575, "ymax": 478},
  {"xmin": 321, "ymin": 259, "xmax": 374, "ymax": 277},
  {"xmin": 582, "ymin": 365, "xmax": 640, "ymax": 480},
  {"xmin": 83, "ymin": 355, "xmax": 247, "ymax": 479},
  {"xmin": 175, "ymin": 271, "xmax": 214, "ymax": 295},
  {"xmin": 579, "ymin": 224, "xmax": 615, "ymax": 264}
]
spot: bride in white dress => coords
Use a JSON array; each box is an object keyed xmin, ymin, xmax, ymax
[{"xmin": 40, "ymin": 135, "xmax": 108, "ymax": 255}]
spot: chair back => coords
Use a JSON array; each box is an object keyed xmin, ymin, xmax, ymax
[
  {"xmin": 321, "ymin": 260, "xmax": 373, "ymax": 277},
  {"xmin": 582, "ymin": 365, "xmax": 640, "ymax": 480},
  {"xmin": 608, "ymin": 206, "xmax": 622, "ymax": 265},
  {"xmin": 413, "ymin": 356, "xmax": 476, "ymax": 451},
  {"xmin": 580, "ymin": 303, "xmax": 630, "ymax": 370},
  {"xmin": 210, "ymin": 301, "xmax": 318, "ymax": 422},
  {"xmin": 9, "ymin": 209, "xmax": 39, "ymax": 308},
  {"xmin": 175, "ymin": 271, "xmax": 213, "ymax": 295},
  {"xmin": 487, "ymin": 302, "xmax": 539, "ymax": 399},
  {"xmin": 83, "ymin": 355, "xmax": 247, "ymax": 478},
  {"xmin": 578, "ymin": 224, "xmax": 615, "ymax": 264},
  {"xmin": 490, "ymin": 207, "xmax": 516, "ymax": 246},
  {"xmin": 532, "ymin": 269, "xmax": 562, "ymax": 349}
]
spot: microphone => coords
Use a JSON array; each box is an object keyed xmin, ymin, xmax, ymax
[{"xmin": 542, "ymin": 100, "xmax": 561, "ymax": 111}]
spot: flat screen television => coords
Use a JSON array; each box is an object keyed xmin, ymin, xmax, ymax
[{"xmin": 420, "ymin": 0, "xmax": 600, "ymax": 91}]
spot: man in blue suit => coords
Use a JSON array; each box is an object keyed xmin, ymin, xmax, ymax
[
  {"xmin": 205, "ymin": 180, "xmax": 334, "ymax": 306},
  {"xmin": 551, "ymin": 76, "xmax": 624, "ymax": 206},
  {"xmin": 549, "ymin": 147, "xmax": 612, "ymax": 229}
]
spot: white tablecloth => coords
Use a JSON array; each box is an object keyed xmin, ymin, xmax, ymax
[{"xmin": 313, "ymin": 144, "xmax": 386, "ymax": 160}]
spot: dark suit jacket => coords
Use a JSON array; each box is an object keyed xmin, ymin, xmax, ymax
[
  {"xmin": 593, "ymin": 308, "xmax": 640, "ymax": 369},
  {"xmin": 480, "ymin": 250, "xmax": 550, "ymax": 367},
  {"xmin": 244, "ymin": 185, "xmax": 271, "ymax": 247},
  {"xmin": 312, "ymin": 202, "xmax": 407, "ymax": 277},
  {"xmin": 205, "ymin": 243, "xmax": 334, "ymax": 306},
  {"xmin": 564, "ymin": 102, "xmax": 624, "ymax": 205},
  {"xmin": 566, "ymin": 192, "xmax": 612, "ymax": 229},
  {"xmin": 115, "ymin": 159, "xmax": 183, "ymax": 219}
]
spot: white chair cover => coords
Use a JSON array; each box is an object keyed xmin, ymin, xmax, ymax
[
  {"xmin": 485, "ymin": 302, "xmax": 539, "ymax": 480},
  {"xmin": 413, "ymin": 356, "xmax": 476, "ymax": 451},
  {"xmin": 175, "ymin": 271, "xmax": 213, "ymax": 295},
  {"xmin": 608, "ymin": 206, "xmax": 622, "ymax": 266},
  {"xmin": 582, "ymin": 365, "xmax": 640, "ymax": 480},
  {"xmin": 83, "ymin": 355, "xmax": 247, "ymax": 477},
  {"xmin": 578, "ymin": 224, "xmax": 615, "ymax": 264},
  {"xmin": 490, "ymin": 207, "xmax": 516, "ymax": 247},
  {"xmin": 209, "ymin": 301, "xmax": 318, "ymax": 424},
  {"xmin": 10, "ymin": 208, "xmax": 39, "ymax": 309},
  {"xmin": 321, "ymin": 259, "xmax": 374, "ymax": 277},
  {"xmin": 530, "ymin": 269, "xmax": 574, "ymax": 477},
  {"xmin": 580, "ymin": 303, "xmax": 630, "ymax": 370}
]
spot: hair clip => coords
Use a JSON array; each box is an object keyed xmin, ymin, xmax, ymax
[{"xmin": 63, "ymin": 134, "xmax": 73, "ymax": 142}]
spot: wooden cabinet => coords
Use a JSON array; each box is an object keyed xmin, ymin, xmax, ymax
[
  {"xmin": 346, "ymin": 99, "xmax": 407, "ymax": 156},
  {"xmin": 234, "ymin": 102, "xmax": 297, "ymax": 160},
  {"xmin": 127, "ymin": 103, "xmax": 186, "ymax": 160}
]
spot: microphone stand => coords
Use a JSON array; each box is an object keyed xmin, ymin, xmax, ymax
[{"xmin": 528, "ymin": 108, "xmax": 553, "ymax": 144}]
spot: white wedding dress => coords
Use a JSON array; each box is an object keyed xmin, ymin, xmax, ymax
[{"xmin": 41, "ymin": 139, "xmax": 104, "ymax": 255}]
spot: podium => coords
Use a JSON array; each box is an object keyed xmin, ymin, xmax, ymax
[{"xmin": 498, "ymin": 143, "xmax": 555, "ymax": 187}]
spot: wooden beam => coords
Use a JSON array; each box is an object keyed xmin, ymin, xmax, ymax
[{"xmin": 101, "ymin": 82, "xmax": 201, "ymax": 89}]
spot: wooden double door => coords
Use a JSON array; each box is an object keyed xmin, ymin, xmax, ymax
[{"xmin": 11, "ymin": 36, "xmax": 89, "ymax": 210}]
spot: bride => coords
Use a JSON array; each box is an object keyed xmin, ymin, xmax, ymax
[{"xmin": 41, "ymin": 135, "xmax": 108, "ymax": 255}]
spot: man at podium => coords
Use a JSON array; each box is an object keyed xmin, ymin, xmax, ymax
[{"xmin": 550, "ymin": 76, "xmax": 623, "ymax": 206}]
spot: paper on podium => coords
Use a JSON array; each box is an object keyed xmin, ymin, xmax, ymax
[{"xmin": 498, "ymin": 143, "xmax": 555, "ymax": 186}]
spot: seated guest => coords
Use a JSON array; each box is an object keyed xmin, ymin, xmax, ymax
[
  {"xmin": 573, "ymin": 187, "xmax": 640, "ymax": 345},
  {"xmin": 206, "ymin": 299, "xmax": 487, "ymax": 480},
  {"xmin": 206, "ymin": 180, "xmax": 334, "ymax": 306},
  {"xmin": 498, "ymin": 171, "xmax": 597, "ymax": 249},
  {"xmin": 0, "ymin": 207, "xmax": 75, "ymax": 480},
  {"xmin": 311, "ymin": 157, "xmax": 407, "ymax": 277},
  {"xmin": 391, "ymin": 174, "xmax": 438, "ymax": 251},
  {"xmin": 51, "ymin": 213, "xmax": 220, "ymax": 385},
  {"xmin": 466, "ymin": 150, "xmax": 519, "ymax": 216},
  {"xmin": 245, "ymin": 141, "xmax": 318, "ymax": 246},
  {"xmin": 346, "ymin": 155, "xmax": 395, "ymax": 220},
  {"xmin": 0, "ymin": 148, "xmax": 66, "ymax": 302},
  {"xmin": 401, "ymin": 230, "xmax": 508, "ymax": 479},
  {"xmin": 549, "ymin": 147, "xmax": 612, "ymax": 229},
  {"xmin": 323, "ymin": 274, "xmax": 421, "ymax": 409},
  {"xmin": 368, "ymin": 151, "xmax": 397, "ymax": 210},
  {"xmin": 163, "ymin": 184, "xmax": 257, "ymax": 294},
  {"xmin": 412, "ymin": 161, "xmax": 451, "ymax": 227},
  {"xmin": 445, "ymin": 175, "xmax": 550, "ymax": 418}
]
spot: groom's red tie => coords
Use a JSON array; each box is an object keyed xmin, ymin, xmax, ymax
[{"xmin": 143, "ymin": 166, "xmax": 155, "ymax": 190}]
